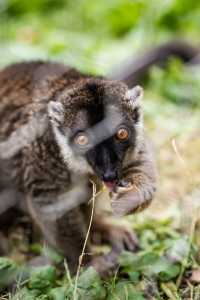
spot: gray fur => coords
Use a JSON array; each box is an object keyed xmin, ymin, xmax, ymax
[{"xmin": 0, "ymin": 61, "xmax": 156, "ymax": 275}]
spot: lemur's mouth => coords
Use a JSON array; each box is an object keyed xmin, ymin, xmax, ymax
[{"xmin": 103, "ymin": 181, "xmax": 116, "ymax": 191}]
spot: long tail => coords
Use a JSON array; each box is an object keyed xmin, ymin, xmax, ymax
[{"xmin": 110, "ymin": 40, "xmax": 200, "ymax": 87}]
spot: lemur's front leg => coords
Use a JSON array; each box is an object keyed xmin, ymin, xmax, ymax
[
  {"xmin": 0, "ymin": 232, "xmax": 8, "ymax": 255},
  {"xmin": 26, "ymin": 193, "xmax": 124, "ymax": 277},
  {"xmin": 86, "ymin": 214, "xmax": 138, "ymax": 277},
  {"xmin": 91, "ymin": 215, "xmax": 138, "ymax": 252},
  {"xmin": 26, "ymin": 193, "xmax": 90, "ymax": 274},
  {"xmin": 111, "ymin": 140, "xmax": 157, "ymax": 216},
  {"xmin": 88, "ymin": 143, "xmax": 156, "ymax": 276}
]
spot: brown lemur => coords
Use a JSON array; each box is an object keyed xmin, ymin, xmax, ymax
[
  {"xmin": 1, "ymin": 39, "xmax": 198, "ymax": 274},
  {"xmin": 0, "ymin": 60, "xmax": 157, "ymax": 275}
]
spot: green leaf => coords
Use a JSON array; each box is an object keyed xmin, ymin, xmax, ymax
[
  {"xmin": 139, "ymin": 252, "xmax": 159, "ymax": 268},
  {"xmin": 75, "ymin": 267, "xmax": 106, "ymax": 300},
  {"xmin": 12, "ymin": 287, "xmax": 41, "ymax": 300},
  {"xmin": 118, "ymin": 251, "xmax": 137, "ymax": 267},
  {"xmin": 126, "ymin": 271, "xmax": 140, "ymax": 283},
  {"xmin": 119, "ymin": 251, "xmax": 159, "ymax": 271},
  {"xmin": 107, "ymin": 281, "xmax": 145, "ymax": 300},
  {"xmin": 0, "ymin": 257, "xmax": 19, "ymax": 287},
  {"xmin": 49, "ymin": 287, "xmax": 67, "ymax": 300},
  {"xmin": 28, "ymin": 265, "xmax": 56, "ymax": 290},
  {"xmin": 41, "ymin": 247, "xmax": 63, "ymax": 264},
  {"xmin": 77, "ymin": 267, "xmax": 100, "ymax": 289},
  {"xmin": 144, "ymin": 256, "xmax": 180, "ymax": 281},
  {"xmin": 158, "ymin": 264, "xmax": 180, "ymax": 282}
]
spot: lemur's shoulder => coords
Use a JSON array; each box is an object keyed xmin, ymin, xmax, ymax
[
  {"xmin": 0, "ymin": 60, "xmax": 89, "ymax": 93},
  {"xmin": 0, "ymin": 61, "xmax": 91, "ymax": 140},
  {"xmin": 0, "ymin": 60, "xmax": 84, "ymax": 79}
]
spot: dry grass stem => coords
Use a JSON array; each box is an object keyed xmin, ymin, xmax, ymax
[{"xmin": 73, "ymin": 180, "xmax": 97, "ymax": 300}]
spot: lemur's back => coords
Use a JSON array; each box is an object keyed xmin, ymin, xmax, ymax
[{"xmin": 0, "ymin": 61, "xmax": 85, "ymax": 140}]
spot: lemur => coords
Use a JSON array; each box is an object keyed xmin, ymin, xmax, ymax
[{"xmin": 0, "ymin": 39, "xmax": 196, "ymax": 275}]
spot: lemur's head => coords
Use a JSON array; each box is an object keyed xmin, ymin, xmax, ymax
[{"xmin": 48, "ymin": 79, "xmax": 143, "ymax": 190}]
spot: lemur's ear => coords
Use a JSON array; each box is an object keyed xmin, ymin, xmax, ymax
[
  {"xmin": 126, "ymin": 85, "xmax": 143, "ymax": 108},
  {"xmin": 125, "ymin": 85, "xmax": 143, "ymax": 124},
  {"xmin": 48, "ymin": 101, "xmax": 64, "ymax": 126}
]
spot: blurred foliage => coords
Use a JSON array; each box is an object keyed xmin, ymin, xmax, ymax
[
  {"xmin": 0, "ymin": 0, "xmax": 200, "ymax": 75},
  {"xmin": 149, "ymin": 58, "xmax": 200, "ymax": 107},
  {"xmin": 1, "ymin": 0, "xmax": 200, "ymax": 107}
]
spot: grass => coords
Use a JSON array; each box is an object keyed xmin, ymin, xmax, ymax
[{"xmin": 0, "ymin": 216, "xmax": 200, "ymax": 299}]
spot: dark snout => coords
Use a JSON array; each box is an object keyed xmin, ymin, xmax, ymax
[
  {"xmin": 102, "ymin": 169, "xmax": 117, "ymax": 182},
  {"xmin": 102, "ymin": 169, "xmax": 118, "ymax": 191},
  {"xmin": 86, "ymin": 141, "xmax": 122, "ymax": 190}
]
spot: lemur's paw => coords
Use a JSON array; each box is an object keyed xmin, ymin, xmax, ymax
[
  {"xmin": 111, "ymin": 188, "xmax": 145, "ymax": 216},
  {"xmin": 106, "ymin": 224, "xmax": 139, "ymax": 252},
  {"xmin": 89, "ymin": 251, "xmax": 119, "ymax": 278}
]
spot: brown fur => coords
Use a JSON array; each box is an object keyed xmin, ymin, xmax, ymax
[{"xmin": 0, "ymin": 61, "xmax": 156, "ymax": 275}]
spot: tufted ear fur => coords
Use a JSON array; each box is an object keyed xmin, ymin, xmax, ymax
[
  {"xmin": 125, "ymin": 85, "xmax": 143, "ymax": 109},
  {"xmin": 125, "ymin": 85, "xmax": 143, "ymax": 124},
  {"xmin": 48, "ymin": 101, "xmax": 64, "ymax": 127}
]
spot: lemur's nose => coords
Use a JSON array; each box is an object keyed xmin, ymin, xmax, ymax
[{"xmin": 102, "ymin": 170, "xmax": 117, "ymax": 182}]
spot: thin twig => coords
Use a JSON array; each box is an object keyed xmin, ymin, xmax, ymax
[
  {"xmin": 64, "ymin": 259, "xmax": 73, "ymax": 287},
  {"xmin": 73, "ymin": 180, "xmax": 97, "ymax": 300},
  {"xmin": 176, "ymin": 212, "xmax": 197, "ymax": 288},
  {"xmin": 171, "ymin": 138, "xmax": 186, "ymax": 166},
  {"xmin": 161, "ymin": 283, "xmax": 180, "ymax": 300}
]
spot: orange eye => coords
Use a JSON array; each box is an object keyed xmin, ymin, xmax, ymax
[
  {"xmin": 116, "ymin": 128, "xmax": 129, "ymax": 141},
  {"xmin": 74, "ymin": 133, "xmax": 89, "ymax": 146}
]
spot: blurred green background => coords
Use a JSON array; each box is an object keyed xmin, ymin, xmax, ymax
[
  {"xmin": 1, "ymin": 0, "xmax": 200, "ymax": 107},
  {"xmin": 0, "ymin": 0, "xmax": 200, "ymax": 73}
]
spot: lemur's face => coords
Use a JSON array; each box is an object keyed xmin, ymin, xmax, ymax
[{"xmin": 48, "ymin": 80, "xmax": 143, "ymax": 190}]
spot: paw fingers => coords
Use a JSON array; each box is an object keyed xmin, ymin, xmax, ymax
[{"xmin": 123, "ymin": 230, "xmax": 139, "ymax": 251}]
